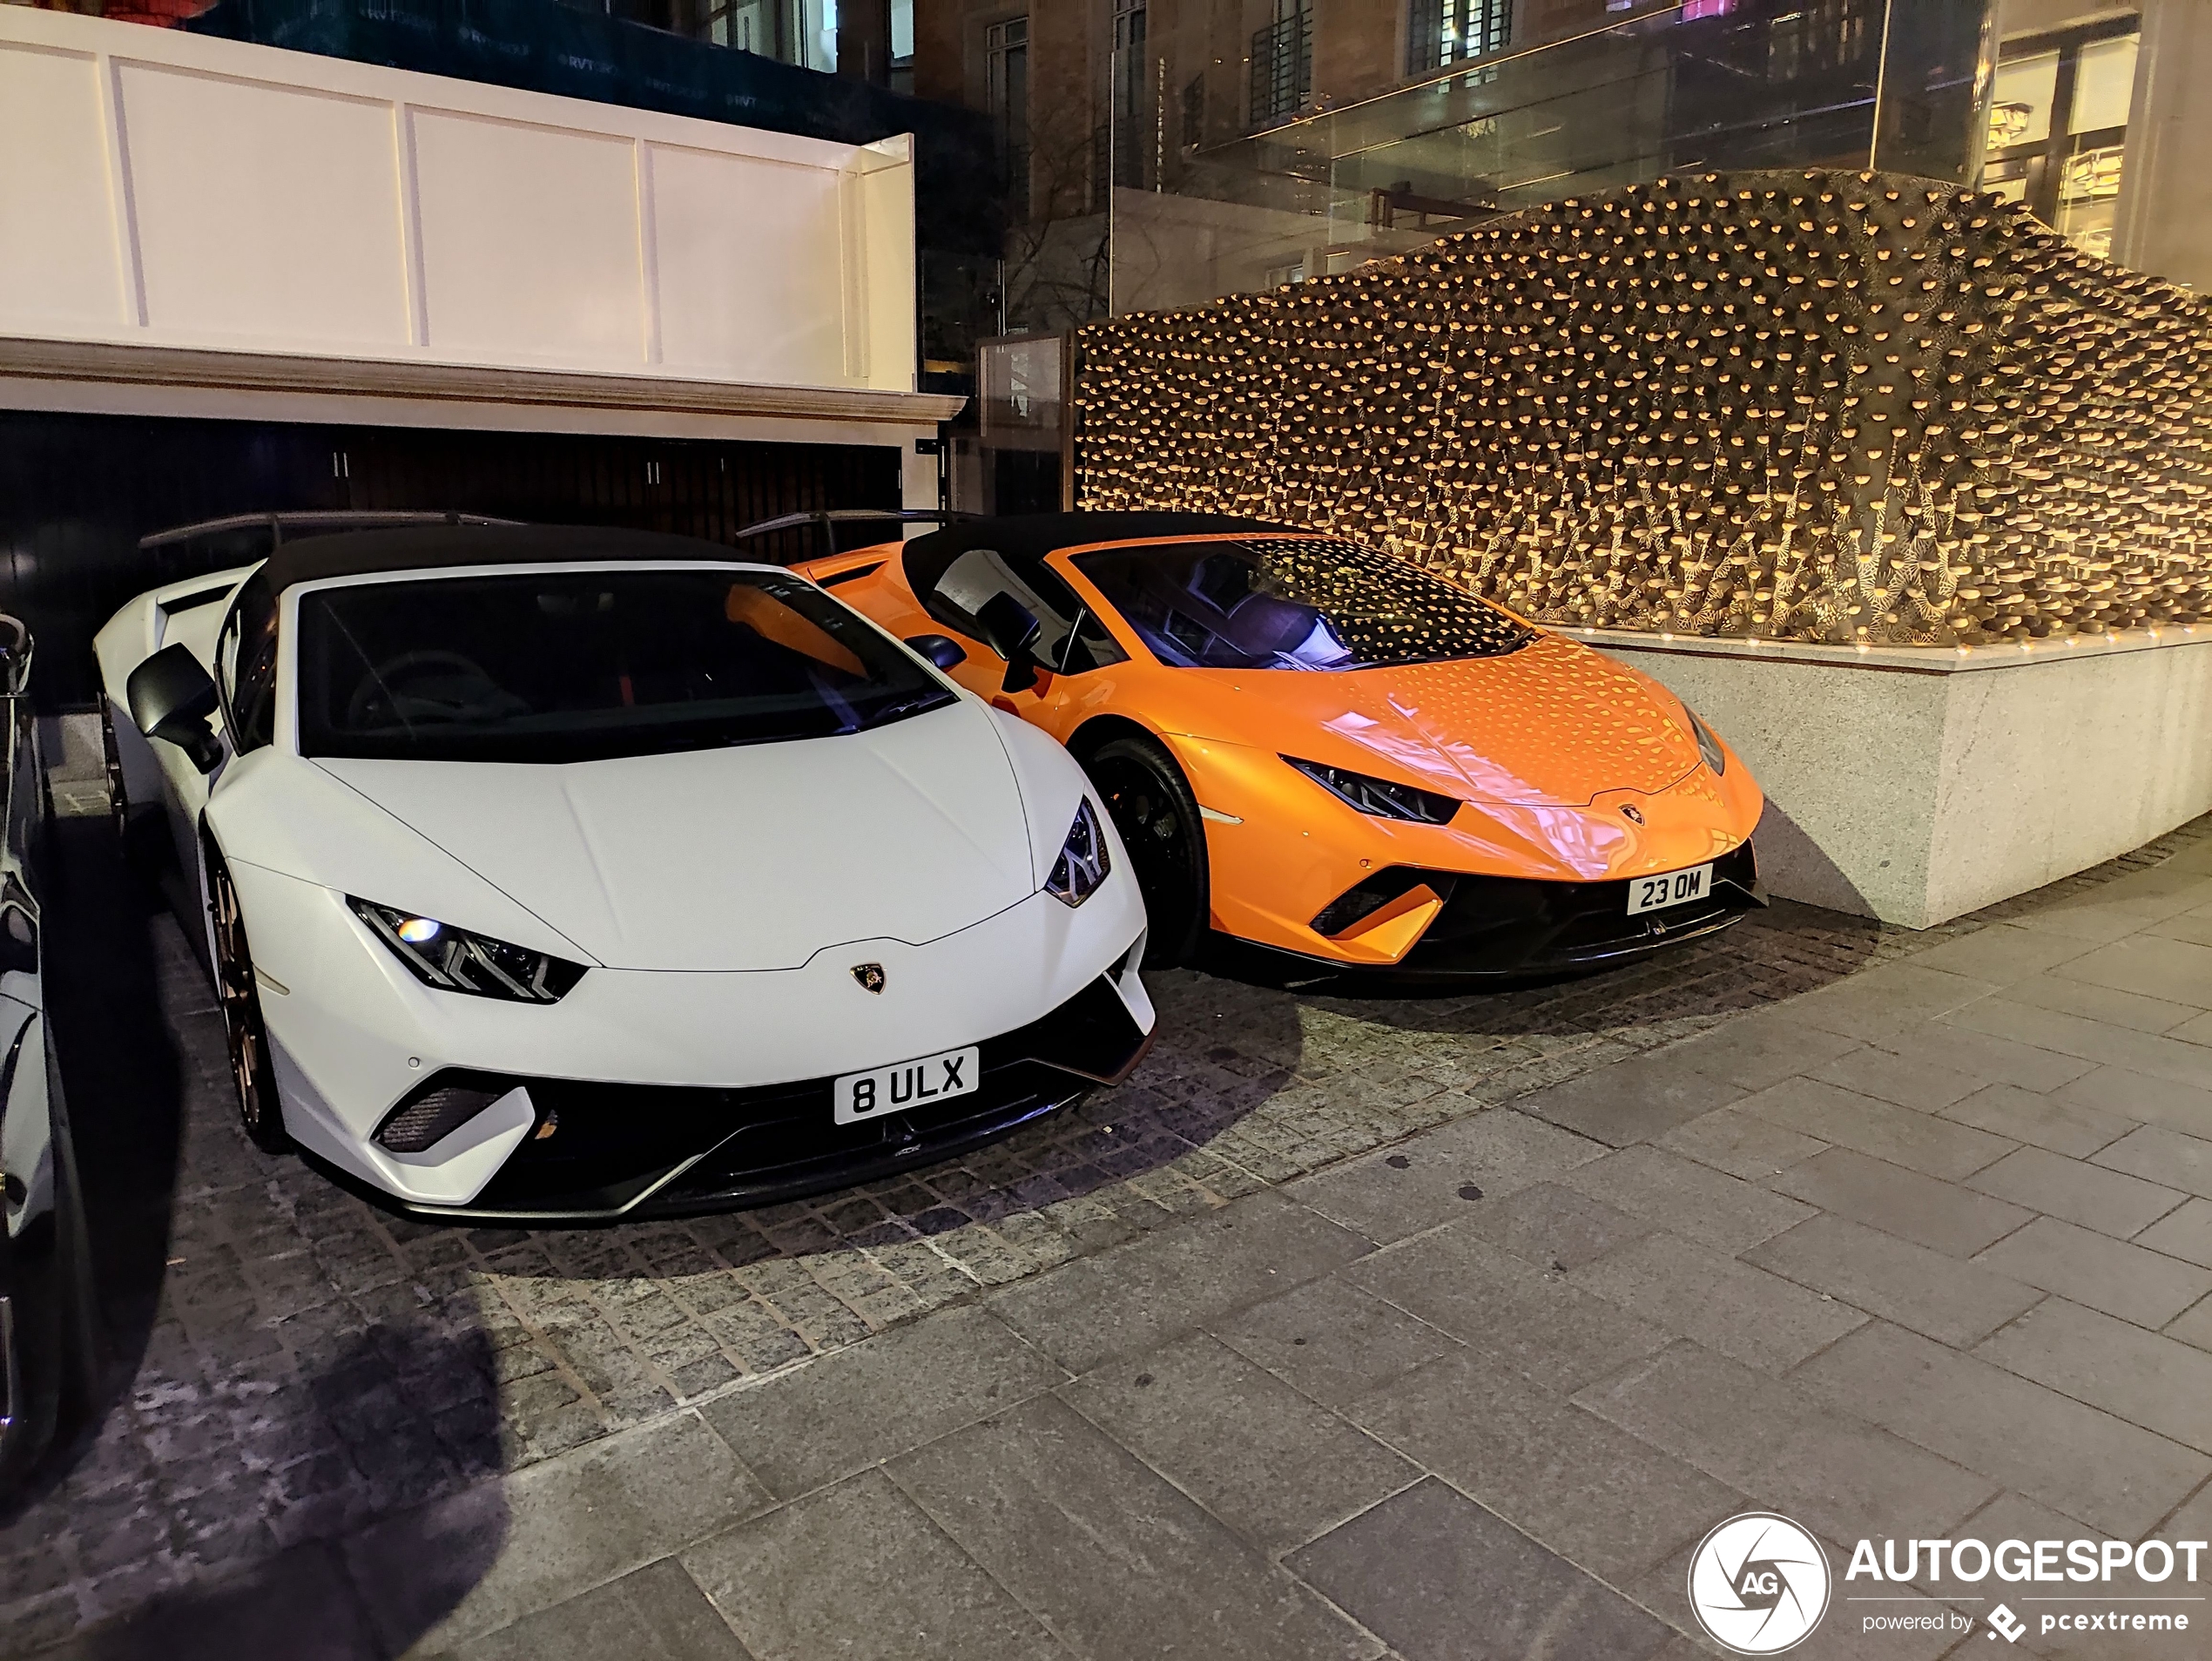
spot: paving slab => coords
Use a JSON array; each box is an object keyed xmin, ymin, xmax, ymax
[
  {"xmin": 1938, "ymin": 1082, "xmax": 2135, "ymax": 1158},
  {"xmin": 1945, "ymin": 1000, "xmax": 2212, "ymax": 1094},
  {"xmin": 1556, "ymin": 1144, "xmax": 1816, "ymax": 1255},
  {"xmin": 695, "ymin": 1304, "xmax": 1064, "ymax": 1500},
  {"xmin": 1060, "ymin": 1333, "xmax": 1420, "ymax": 1556},
  {"xmin": 987, "ymin": 1189, "xmax": 1370, "ymax": 1374},
  {"xmin": 1746, "ymin": 1213, "xmax": 2044, "ymax": 1347},
  {"xmin": 1343, "ymin": 1220, "xmax": 1675, "ymax": 1391},
  {"xmin": 1762, "ymin": 1147, "xmax": 2031, "ymax": 1259},
  {"xmin": 1285, "ymin": 1478, "xmax": 1675, "ymax": 1661},
  {"xmin": 2134, "ymin": 1198, "xmax": 2212, "ymax": 1269},
  {"xmin": 2091, "ymin": 1122, "xmax": 2212, "ymax": 1200},
  {"xmin": 1457, "ymin": 1179, "xmax": 1657, "ymax": 1271},
  {"xmin": 1651, "ymin": 1007, "xmax": 1865, "ymax": 1091},
  {"xmin": 1866, "ymin": 1023, "xmax": 2096, "ymax": 1093},
  {"xmin": 1973, "ymin": 1297, "xmax": 2212, "ymax": 1456},
  {"xmin": 1735, "ymin": 1077, "xmax": 2017, "ymax": 1181},
  {"xmin": 1655, "ymin": 1103, "xmax": 1831, "ymax": 1182},
  {"xmin": 1896, "ymin": 923, "xmax": 2099, "ymax": 985},
  {"xmin": 1568, "ymin": 1230, "xmax": 1868, "ymax": 1374},
  {"xmin": 1791, "ymin": 1321, "xmax": 2210, "ymax": 1538},
  {"xmin": 2051, "ymin": 935, "xmax": 2212, "ymax": 1009},
  {"xmin": 680, "ymin": 1470, "xmax": 1068, "ymax": 1661},
  {"xmin": 1208, "ymin": 1275, "xmax": 1460, "ymax": 1411},
  {"xmin": 1807, "ymin": 1046, "xmax": 1985, "ymax": 1113},
  {"xmin": 1786, "ymin": 963, "xmax": 2000, "ymax": 1043},
  {"xmin": 1966, "ymin": 1145, "xmax": 2188, "ymax": 1239},
  {"xmin": 891, "ymin": 1395, "xmax": 1372, "ymax": 1661},
  {"xmin": 343, "ymin": 1411, "xmax": 772, "ymax": 1656},
  {"xmin": 1574, "ymin": 1340, "xmax": 1997, "ymax": 1548},
  {"xmin": 1973, "ymin": 1215, "xmax": 2212, "ymax": 1329},
  {"xmin": 2052, "ymin": 1066, "xmax": 2212, "ymax": 1139},
  {"xmin": 432, "ymin": 1558, "xmax": 757, "ymax": 1661},
  {"xmin": 1996, "ymin": 970, "xmax": 2203, "ymax": 1036},
  {"xmin": 2167, "ymin": 1294, "xmax": 2212, "ymax": 1353},
  {"xmin": 1287, "ymin": 1107, "xmax": 1605, "ymax": 1242},
  {"xmin": 1345, "ymin": 1346, "xmax": 1739, "ymax": 1584},
  {"xmin": 1513, "ymin": 1047, "xmax": 1752, "ymax": 1144}
]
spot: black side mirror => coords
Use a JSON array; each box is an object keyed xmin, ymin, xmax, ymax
[
  {"xmin": 903, "ymin": 633, "xmax": 968, "ymax": 672},
  {"xmin": 126, "ymin": 644, "xmax": 224, "ymax": 775},
  {"xmin": 975, "ymin": 594, "xmax": 1042, "ymax": 694}
]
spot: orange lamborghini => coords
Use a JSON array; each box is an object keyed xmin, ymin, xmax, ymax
[{"xmin": 787, "ymin": 511, "xmax": 1765, "ymax": 982}]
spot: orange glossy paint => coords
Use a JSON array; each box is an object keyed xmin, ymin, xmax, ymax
[{"xmin": 799, "ymin": 532, "xmax": 1764, "ymax": 966}]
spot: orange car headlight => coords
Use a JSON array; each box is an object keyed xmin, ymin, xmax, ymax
[
  {"xmin": 1680, "ymin": 701, "xmax": 1728, "ymax": 776},
  {"xmin": 1283, "ymin": 757, "xmax": 1460, "ymax": 825}
]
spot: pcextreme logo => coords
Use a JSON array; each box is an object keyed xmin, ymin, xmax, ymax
[{"xmin": 1688, "ymin": 1513, "xmax": 1832, "ymax": 1654}]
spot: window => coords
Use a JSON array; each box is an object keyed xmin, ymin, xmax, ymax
[
  {"xmin": 1406, "ymin": 0, "xmax": 1509, "ymax": 78},
  {"xmin": 1250, "ymin": 0, "xmax": 1312, "ymax": 127},
  {"xmin": 924, "ymin": 549, "xmax": 1128, "ymax": 674},
  {"xmin": 1109, "ymin": 0, "xmax": 1149, "ymax": 189},
  {"xmin": 1983, "ymin": 17, "xmax": 2140, "ymax": 260},
  {"xmin": 988, "ymin": 17, "xmax": 1030, "ymax": 213},
  {"xmin": 215, "ymin": 573, "xmax": 280, "ymax": 755},
  {"xmin": 296, "ymin": 569, "xmax": 954, "ymax": 765},
  {"xmin": 1181, "ymin": 73, "xmax": 1204, "ymax": 150},
  {"xmin": 1073, "ymin": 539, "xmax": 1531, "ymax": 672}
]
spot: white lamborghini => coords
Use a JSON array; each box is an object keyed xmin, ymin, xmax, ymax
[{"xmin": 95, "ymin": 523, "xmax": 1153, "ymax": 1222}]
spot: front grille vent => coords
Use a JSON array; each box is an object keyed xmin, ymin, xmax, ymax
[{"xmin": 376, "ymin": 1077, "xmax": 507, "ymax": 1153}]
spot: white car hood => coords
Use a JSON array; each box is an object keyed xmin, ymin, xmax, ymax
[{"xmin": 312, "ymin": 704, "xmax": 1038, "ymax": 971}]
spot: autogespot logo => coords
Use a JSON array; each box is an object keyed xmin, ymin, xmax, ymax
[{"xmin": 1689, "ymin": 1513, "xmax": 1833, "ymax": 1654}]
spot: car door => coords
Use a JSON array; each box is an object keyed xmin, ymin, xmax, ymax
[
  {"xmin": 908, "ymin": 545, "xmax": 1130, "ymax": 731},
  {"xmin": 0, "ymin": 625, "xmax": 86, "ymax": 1495}
]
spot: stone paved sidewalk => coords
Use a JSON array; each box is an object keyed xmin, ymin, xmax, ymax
[{"xmin": 10, "ymin": 817, "xmax": 2212, "ymax": 1658}]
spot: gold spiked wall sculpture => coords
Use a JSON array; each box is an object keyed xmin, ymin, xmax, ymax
[{"xmin": 1071, "ymin": 169, "xmax": 2212, "ymax": 645}]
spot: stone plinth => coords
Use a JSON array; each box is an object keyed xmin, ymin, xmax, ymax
[{"xmin": 1586, "ymin": 627, "xmax": 2212, "ymax": 928}]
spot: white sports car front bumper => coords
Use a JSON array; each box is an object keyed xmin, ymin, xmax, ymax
[{"xmin": 234, "ymin": 861, "xmax": 1151, "ymax": 1220}]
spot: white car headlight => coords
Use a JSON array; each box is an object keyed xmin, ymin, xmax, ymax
[
  {"xmin": 349, "ymin": 898, "xmax": 587, "ymax": 1003},
  {"xmin": 1044, "ymin": 799, "xmax": 1111, "ymax": 908}
]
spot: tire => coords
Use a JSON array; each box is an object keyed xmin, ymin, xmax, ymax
[
  {"xmin": 204, "ymin": 833, "xmax": 289, "ymax": 1154},
  {"xmin": 99, "ymin": 703, "xmax": 128, "ymax": 845},
  {"xmin": 1084, "ymin": 733, "xmax": 1210, "ymax": 969}
]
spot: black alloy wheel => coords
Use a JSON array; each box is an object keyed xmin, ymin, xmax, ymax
[
  {"xmin": 100, "ymin": 703, "xmax": 129, "ymax": 843},
  {"xmin": 205, "ymin": 834, "xmax": 289, "ymax": 1153},
  {"xmin": 1085, "ymin": 733, "xmax": 1210, "ymax": 969}
]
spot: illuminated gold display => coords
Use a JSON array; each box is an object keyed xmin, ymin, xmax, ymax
[{"xmin": 1072, "ymin": 169, "xmax": 2212, "ymax": 645}]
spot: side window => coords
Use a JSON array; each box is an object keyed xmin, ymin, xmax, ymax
[
  {"xmin": 1058, "ymin": 608, "xmax": 1130, "ymax": 675},
  {"xmin": 217, "ymin": 574, "xmax": 281, "ymax": 754},
  {"xmin": 927, "ymin": 549, "xmax": 1127, "ymax": 674}
]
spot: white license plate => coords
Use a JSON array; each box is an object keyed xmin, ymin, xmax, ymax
[
  {"xmin": 1627, "ymin": 863, "xmax": 1713, "ymax": 915},
  {"xmin": 834, "ymin": 1045, "xmax": 981, "ymax": 1125}
]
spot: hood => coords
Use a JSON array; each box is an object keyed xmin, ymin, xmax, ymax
[
  {"xmin": 312, "ymin": 703, "xmax": 1036, "ymax": 970},
  {"xmin": 1185, "ymin": 634, "xmax": 1700, "ymax": 807}
]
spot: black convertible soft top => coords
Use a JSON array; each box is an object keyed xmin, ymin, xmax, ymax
[
  {"xmin": 257, "ymin": 523, "xmax": 747, "ymax": 595},
  {"xmin": 899, "ymin": 511, "xmax": 1295, "ymax": 598}
]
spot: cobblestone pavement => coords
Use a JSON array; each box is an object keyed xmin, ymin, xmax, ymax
[{"xmin": 8, "ymin": 816, "xmax": 2212, "ymax": 1658}]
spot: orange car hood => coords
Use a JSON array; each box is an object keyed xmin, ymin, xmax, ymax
[{"xmin": 1176, "ymin": 634, "xmax": 1700, "ymax": 807}]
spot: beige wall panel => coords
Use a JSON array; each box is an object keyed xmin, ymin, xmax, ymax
[
  {"xmin": 0, "ymin": 44, "xmax": 124, "ymax": 329},
  {"xmin": 649, "ymin": 145, "xmax": 844, "ymax": 385},
  {"xmin": 411, "ymin": 110, "xmax": 644, "ymax": 368},
  {"xmin": 118, "ymin": 63, "xmax": 408, "ymax": 348}
]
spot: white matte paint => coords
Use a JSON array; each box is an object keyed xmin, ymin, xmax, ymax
[
  {"xmin": 1594, "ymin": 629, "xmax": 2212, "ymax": 928},
  {"xmin": 98, "ymin": 555, "xmax": 1149, "ymax": 1212},
  {"xmin": 314, "ymin": 702, "xmax": 1039, "ymax": 971},
  {"xmin": 0, "ymin": 7, "xmax": 920, "ymax": 395}
]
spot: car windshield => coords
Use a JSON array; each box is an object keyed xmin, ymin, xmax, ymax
[
  {"xmin": 296, "ymin": 567, "xmax": 955, "ymax": 763},
  {"xmin": 1073, "ymin": 537, "xmax": 1532, "ymax": 672}
]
